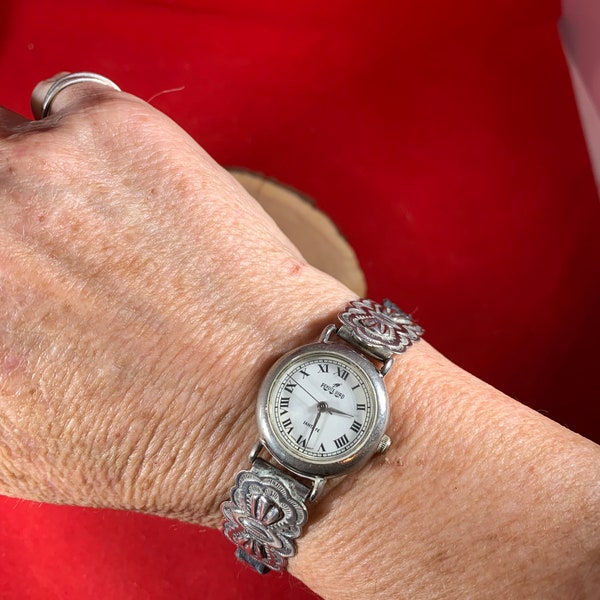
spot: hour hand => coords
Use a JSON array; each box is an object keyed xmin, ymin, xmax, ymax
[{"xmin": 326, "ymin": 406, "xmax": 353, "ymax": 417}]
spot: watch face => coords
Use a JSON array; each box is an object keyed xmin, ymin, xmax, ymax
[{"xmin": 257, "ymin": 342, "xmax": 388, "ymax": 479}]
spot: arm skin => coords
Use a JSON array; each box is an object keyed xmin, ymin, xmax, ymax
[
  {"xmin": 292, "ymin": 341, "xmax": 600, "ymax": 599},
  {"xmin": 0, "ymin": 78, "xmax": 598, "ymax": 599}
]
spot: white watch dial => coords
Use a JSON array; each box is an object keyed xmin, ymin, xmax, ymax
[
  {"xmin": 267, "ymin": 352, "xmax": 376, "ymax": 461},
  {"xmin": 258, "ymin": 342, "xmax": 389, "ymax": 478}
]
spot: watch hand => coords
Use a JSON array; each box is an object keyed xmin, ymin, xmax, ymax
[
  {"xmin": 290, "ymin": 378, "xmax": 321, "ymax": 405},
  {"xmin": 326, "ymin": 406, "xmax": 353, "ymax": 418},
  {"xmin": 292, "ymin": 379, "xmax": 353, "ymax": 417},
  {"xmin": 306, "ymin": 407, "xmax": 323, "ymax": 447}
]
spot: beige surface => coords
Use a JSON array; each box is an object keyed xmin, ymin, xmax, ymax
[
  {"xmin": 560, "ymin": 0, "xmax": 600, "ymax": 196},
  {"xmin": 231, "ymin": 169, "xmax": 366, "ymax": 296}
]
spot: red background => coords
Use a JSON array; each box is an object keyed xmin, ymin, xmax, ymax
[{"xmin": 0, "ymin": 0, "xmax": 599, "ymax": 598}]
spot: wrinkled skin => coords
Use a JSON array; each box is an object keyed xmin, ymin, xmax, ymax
[{"xmin": 0, "ymin": 78, "xmax": 351, "ymax": 525}]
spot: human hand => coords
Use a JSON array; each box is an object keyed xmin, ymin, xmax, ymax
[
  {"xmin": 0, "ymin": 74, "xmax": 352, "ymax": 526},
  {"xmin": 1, "ymin": 74, "xmax": 598, "ymax": 600}
]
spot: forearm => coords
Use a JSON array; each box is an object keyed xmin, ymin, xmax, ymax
[
  {"xmin": 289, "ymin": 341, "xmax": 600, "ymax": 599},
  {"xmin": 128, "ymin": 264, "xmax": 598, "ymax": 598}
]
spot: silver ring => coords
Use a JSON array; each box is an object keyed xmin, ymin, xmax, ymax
[{"xmin": 40, "ymin": 72, "xmax": 121, "ymax": 118}]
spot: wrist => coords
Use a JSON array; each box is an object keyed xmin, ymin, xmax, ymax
[{"xmin": 126, "ymin": 266, "xmax": 356, "ymax": 526}]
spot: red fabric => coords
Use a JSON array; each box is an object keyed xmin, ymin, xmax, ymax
[{"xmin": 0, "ymin": 0, "xmax": 598, "ymax": 597}]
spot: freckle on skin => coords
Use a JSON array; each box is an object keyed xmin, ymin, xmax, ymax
[
  {"xmin": 1, "ymin": 355, "xmax": 23, "ymax": 374},
  {"xmin": 289, "ymin": 261, "xmax": 305, "ymax": 276},
  {"xmin": 0, "ymin": 354, "xmax": 28, "ymax": 395}
]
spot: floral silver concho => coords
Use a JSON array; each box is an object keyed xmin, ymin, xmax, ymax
[
  {"xmin": 339, "ymin": 298, "xmax": 424, "ymax": 354},
  {"xmin": 222, "ymin": 462, "xmax": 309, "ymax": 572}
]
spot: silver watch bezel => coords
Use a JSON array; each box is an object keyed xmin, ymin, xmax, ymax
[{"xmin": 256, "ymin": 341, "xmax": 389, "ymax": 480}]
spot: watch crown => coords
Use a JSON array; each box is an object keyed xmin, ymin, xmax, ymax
[{"xmin": 377, "ymin": 435, "xmax": 391, "ymax": 454}]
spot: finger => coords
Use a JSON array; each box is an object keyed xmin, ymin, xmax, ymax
[
  {"xmin": 0, "ymin": 106, "xmax": 29, "ymax": 136},
  {"xmin": 31, "ymin": 71, "xmax": 122, "ymax": 120}
]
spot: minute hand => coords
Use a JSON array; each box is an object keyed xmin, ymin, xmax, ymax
[{"xmin": 291, "ymin": 379, "xmax": 322, "ymax": 405}]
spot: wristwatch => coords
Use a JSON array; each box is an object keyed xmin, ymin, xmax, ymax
[{"xmin": 221, "ymin": 298, "xmax": 423, "ymax": 574}]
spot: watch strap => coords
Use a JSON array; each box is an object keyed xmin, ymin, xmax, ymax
[
  {"xmin": 338, "ymin": 298, "xmax": 424, "ymax": 361},
  {"xmin": 221, "ymin": 298, "xmax": 423, "ymax": 574},
  {"xmin": 221, "ymin": 458, "xmax": 310, "ymax": 574}
]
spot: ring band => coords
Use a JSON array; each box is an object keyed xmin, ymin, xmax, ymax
[{"xmin": 40, "ymin": 72, "xmax": 121, "ymax": 119}]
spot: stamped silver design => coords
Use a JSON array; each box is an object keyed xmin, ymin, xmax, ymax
[
  {"xmin": 339, "ymin": 298, "xmax": 424, "ymax": 354},
  {"xmin": 221, "ymin": 458, "xmax": 309, "ymax": 572}
]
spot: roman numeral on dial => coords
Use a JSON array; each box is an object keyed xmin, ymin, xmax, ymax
[
  {"xmin": 334, "ymin": 434, "xmax": 349, "ymax": 449},
  {"xmin": 279, "ymin": 397, "xmax": 290, "ymax": 415},
  {"xmin": 350, "ymin": 420, "xmax": 362, "ymax": 433},
  {"xmin": 336, "ymin": 367, "xmax": 349, "ymax": 380},
  {"xmin": 282, "ymin": 418, "xmax": 293, "ymax": 434}
]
